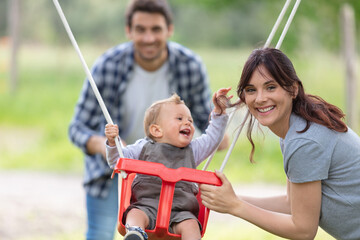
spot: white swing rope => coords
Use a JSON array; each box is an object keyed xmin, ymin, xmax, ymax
[
  {"xmin": 202, "ymin": 107, "xmax": 237, "ymax": 171},
  {"xmin": 53, "ymin": 0, "xmax": 127, "ymax": 178},
  {"xmin": 220, "ymin": 110, "xmax": 249, "ymax": 172},
  {"xmin": 276, "ymin": 0, "xmax": 302, "ymax": 49},
  {"xmin": 206, "ymin": 0, "xmax": 301, "ymax": 173},
  {"xmin": 264, "ymin": 0, "xmax": 292, "ymax": 48}
]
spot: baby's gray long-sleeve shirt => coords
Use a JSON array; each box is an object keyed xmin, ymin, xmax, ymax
[{"xmin": 106, "ymin": 112, "xmax": 229, "ymax": 169}]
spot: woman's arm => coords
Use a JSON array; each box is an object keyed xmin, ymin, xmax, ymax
[
  {"xmin": 240, "ymin": 195, "xmax": 290, "ymax": 214},
  {"xmin": 240, "ymin": 179, "xmax": 291, "ymax": 214},
  {"xmin": 200, "ymin": 171, "xmax": 321, "ymax": 240}
]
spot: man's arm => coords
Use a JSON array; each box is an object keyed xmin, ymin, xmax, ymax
[
  {"xmin": 86, "ymin": 135, "xmax": 107, "ymax": 158},
  {"xmin": 68, "ymin": 68, "xmax": 105, "ymax": 155}
]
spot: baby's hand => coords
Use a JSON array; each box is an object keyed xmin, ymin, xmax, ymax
[
  {"xmin": 213, "ymin": 87, "xmax": 233, "ymax": 114},
  {"xmin": 105, "ymin": 124, "xmax": 119, "ymax": 147}
]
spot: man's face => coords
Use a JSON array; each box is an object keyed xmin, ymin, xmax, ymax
[{"xmin": 126, "ymin": 12, "xmax": 173, "ymax": 66}]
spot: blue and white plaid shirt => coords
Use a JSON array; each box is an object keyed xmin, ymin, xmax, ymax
[{"xmin": 69, "ymin": 41, "xmax": 212, "ymax": 198}]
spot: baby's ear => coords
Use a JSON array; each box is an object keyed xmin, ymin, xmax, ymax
[{"xmin": 149, "ymin": 124, "xmax": 163, "ymax": 138}]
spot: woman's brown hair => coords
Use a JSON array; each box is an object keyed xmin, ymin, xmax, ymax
[{"xmin": 237, "ymin": 48, "xmax": 347, "ymax": 162}]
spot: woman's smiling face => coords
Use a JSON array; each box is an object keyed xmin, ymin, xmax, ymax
[{"xmin": 243, "ymin": 65, "xmax": 296, "ymax": 138}]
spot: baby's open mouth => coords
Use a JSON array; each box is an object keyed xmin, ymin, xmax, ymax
[{"xmin": 180, "ymin": 129, "xmax": 190, "ymax": 136}]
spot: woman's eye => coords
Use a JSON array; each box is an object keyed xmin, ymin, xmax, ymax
[
  {"xmin": 245, "ymin": 88, "xmax": 255, "ymax": 93},
  {"xmin": 267, "ymin": 85, "xmax": 276, "ymax": 91},
  {"xmin": 177, "ymin": 117, "xmax": 182, "ymax": 121}
]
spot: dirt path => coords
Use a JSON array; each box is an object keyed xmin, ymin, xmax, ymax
[
  {"xmin": 0, "ymin": 170, "xmax": 85, "ymax": 240},
  {"xmin": 0, "ymin": 170, "xmax": 285, "ymax": 240}
]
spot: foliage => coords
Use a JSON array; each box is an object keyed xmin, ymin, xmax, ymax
[
  {"xmin": 1, "ymin": 0, "xmax": 360, "ymax": 52},
  {"xmin": 19, "ymin": 225, "xmax": 335, "ymax": 240}
]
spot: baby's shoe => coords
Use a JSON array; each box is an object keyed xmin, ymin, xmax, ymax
[{"xmin": 124, "ymin": 224, "xmax": 148, "ymax": 240}]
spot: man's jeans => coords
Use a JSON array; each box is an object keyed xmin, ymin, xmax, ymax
[{"xmin": 86, "ymin": 176, "xmax": 119, "ymax": 240}]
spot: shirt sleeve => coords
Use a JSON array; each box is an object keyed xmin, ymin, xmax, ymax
[
  {"xmin": 106, "ymin": 138, "xmax": 147, "ymax": 169},
  {"xmin": 68, "ymin": 63, "xmax": 106, "ymax": 154},
  {"xmin": 191, "ymin": 112, "xmax": 229, "ymax": 166},
  {"xmin": 187, "ymin": 59, "xmax": 212, "ymax": 133},
  {"xmin": 284, "ymin": 138, "xmax": 330, "ymax": 183}
]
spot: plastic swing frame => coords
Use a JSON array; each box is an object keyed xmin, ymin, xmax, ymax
[{"xmin": 114, "ymin": 158, "xmax": 222, "ymax": 240}]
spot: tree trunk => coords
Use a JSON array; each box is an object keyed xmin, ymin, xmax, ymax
[
  {"xmin": 8, "ymin": 0, "xmax": 20, "ymax": 93},
  {"xmin": 341, "ymin": 4, "xmax": 358, "ymax": 131}
]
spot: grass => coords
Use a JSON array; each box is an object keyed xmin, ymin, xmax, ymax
[
  {"xmin": 1, "ymin": 45, "xmax": 354, "ymax": 174},
  {"xmin": 204, "ymin": 221, "xmax": 335, "ymax": 240},
  {"xmin": 18, "ymin": 226, "xmax": 335, "ymax": 240},
  {"xmin": 1, "ymin": 44, "xmax": 355, "ymax": 240}
]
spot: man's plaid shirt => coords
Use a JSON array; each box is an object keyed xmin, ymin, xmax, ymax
[{"xmin": 68, "ymin": 41, "xmax": 212, "ymax": 198}]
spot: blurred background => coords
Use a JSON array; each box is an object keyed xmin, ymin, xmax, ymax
[{"xmin": 0, "ymin": 0, "xmax": 359, "ymax": 239}]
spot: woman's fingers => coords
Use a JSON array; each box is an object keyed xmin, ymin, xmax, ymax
[
  {"xmin": 200, "ymin": 170, "xmax": 239, "ymax": 214},
  {"xmin": 214, "ymin": 169, "xmax": 227, "ymax": 180}
]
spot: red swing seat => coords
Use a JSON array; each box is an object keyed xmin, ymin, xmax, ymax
[{"xmin": 114, "ymin": 158, "xmax": 222, "ymax": 240}]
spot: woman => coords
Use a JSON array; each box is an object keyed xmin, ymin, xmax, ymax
[{"xmin": 200, "ymin": 48, "xmax": 360, "ymax": 240}]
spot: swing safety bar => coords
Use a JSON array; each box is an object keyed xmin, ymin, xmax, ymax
[{"xmin": 114, "ymin": 158, "xmax": 222, "ymax": 240}]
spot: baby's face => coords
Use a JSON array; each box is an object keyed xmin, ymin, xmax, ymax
[{"xmin": 156, "ymin": 103, "xmax": 195, "ymax": 148}]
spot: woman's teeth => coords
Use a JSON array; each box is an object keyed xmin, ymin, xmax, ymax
[{"xmin": 258, "ymin": 106, "xmax": 274, "ymax": 113}]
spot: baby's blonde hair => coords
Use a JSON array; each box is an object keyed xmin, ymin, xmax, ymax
[{"xmin": 144, "ymin": 93, "xmax": 184, "ymax": 140}]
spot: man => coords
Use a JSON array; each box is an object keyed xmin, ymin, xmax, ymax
[{"xmin": 68, "ymin": 0, "xmax": 228, "ymax": 239}]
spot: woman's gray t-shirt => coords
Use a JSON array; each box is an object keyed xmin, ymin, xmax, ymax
[{"xmin": 280, "ymin": 114, "xmax": 360, "ymax": 240}]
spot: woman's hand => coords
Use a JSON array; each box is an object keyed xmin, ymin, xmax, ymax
[
  {"xmin": 104, "ymin": 124, "xmax": 119, "ymax": 147},
  {"xmin": 200, "ymin": 170, "xmax": 240, "ymax": 214}
]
